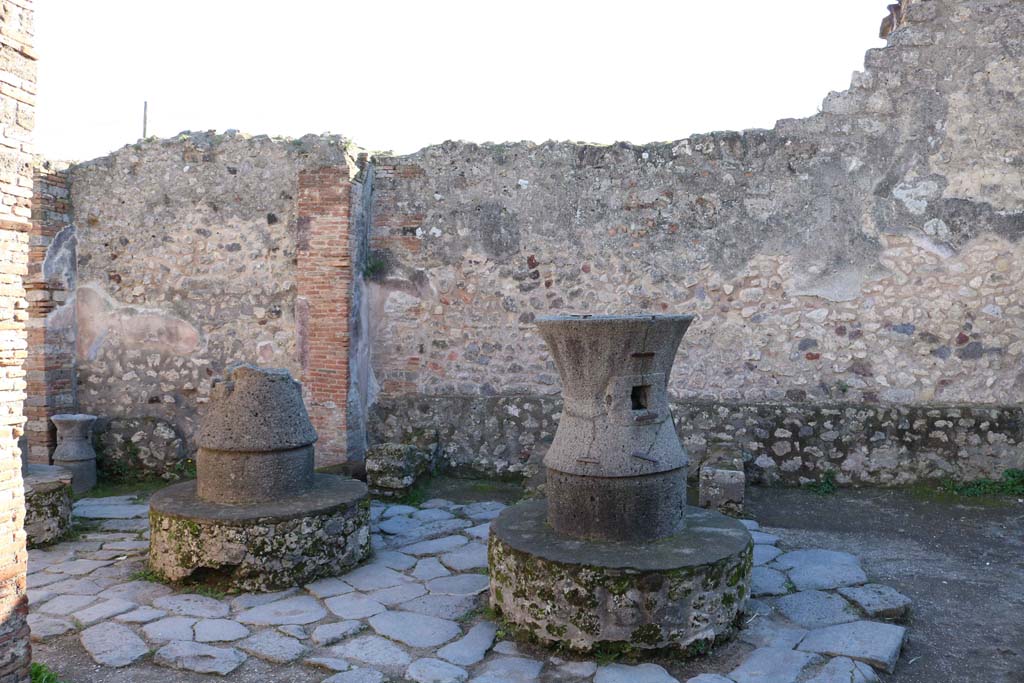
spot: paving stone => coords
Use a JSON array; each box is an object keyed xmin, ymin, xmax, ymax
[
  {"xmin": 306, "ymin": 577, "xmax": 355, "ymax": 599},
  {"xmin": 466, "ymin": 522, "xmax": 491, "ymax": 540},
  {"xmin": 44, "ymin": 558, "xmax": 114, "ymax": 576},
  {"xmin": 38, "ymin": 594, "xmax": 97, "ymax": 616},
  {"xmin": 492, "ymin": 640, "xmax": 520, "ymax": 655},
  {"xmin": 754, "ymin": 545, "xmax": 782, "ymax": 566},
  {"xmin": 400, "ymin": 534, "xmax": 470, "ymax": 556},
  {"xmin": 471, "ymin": 655, "xmax": 543, "ymax": 682},
  {"xmin": 789, "ymin": 561, "xmax": 867, "ymax": 591},
  {"xmin": 74, "ymin": 495, "xmax": 139, "ymax": 507},
  {"xmin": 595, "ymin": 663, "xmax": 678, "ymax": 683},
  {"xmin": 437, "ymin": 621, "xmax": 498, "ymax": 666},
  {"xmin": 408, "ymin": 657, "xmax": 469, "ymax": 682},
  {"xmin": 804, "ymin": 656, "xmax": 879, "ymax": 682},
  {"xmin": 440, "ymin": 542, "xmax": 488, "ymax": 571},
  {"xmin": 312, "ymin": 620, "xmax": 364, "ymax": 646},
  {"xmin": 27, "ymin": 614, "xmax": 75, "ymax": 642},
  {"xmin": 80, "ymin": 622, "xmax": 150, "ymax": 667},
  {"xmin": 343, "ymin": 564, "xmax": 411, "ymax": 591},
  {"xmin": 427, "ymin": 574, "xmax": 490, "ymax": 596},
  {"xmin": 798, "ymin": 620, "xmax": 907, "ymax": 673},
  {"xmin": 369, "ymin": 610, "xmax": 461, "ymax": 648},
  {"xmin": 144, "ymin": 616, "xmax": 197, "ymax": 642},
  {"xmin": 383, "ymin": 504, "xmax": 418, "ymax": 518},
  {"xmin": 331, "ymin": 634, "xmax": 412, "ymax": 669},
  {"xmin": 44, "ymin": 577, "xmax": 105, "ymax": 596},
  {"xmin": 116, "ymin": 606, "xmax": 166, "ymax": 624},
  {"xmin": 238, "ymin": 629, "xmax": 309, "ymax": 663},
  {"xmin": 324, "ymin": 668, "xmax": 386, "ymax": 683},
  {"xmin": 236, "ymin": 595, "xmax": 327, "ymax": 625},
  {"xmin": 102, "ymin": 540, "xmax": 150, "ymax": 551},
  {"xmin": 751, "ymin": 566, "xmax": 790, "ymax": 597},
  {"xmin": 559, "ymin": 661, "xmax": 598, "ymax": 677},
  {"xmin": 369, "ymin": 581, "xmax": 427, "ymax": 606},
  {"xmin": 774, "ymin": 590, "xmax": 859, "ymax": 629},
  {"xmin": 370, "ymin": 534, "xmax": 387, "ymax": 551},
  {"xmin": 462, "ymin": 501, "xmax": 506, "ymax": 521},
  {"xmin": 27, "ymin": 572, "xmax": 66, "ymax": 589},
  {"xmin": 738, "ymin": 618, "xmax": 807, "ymax": 649},
  {"xmin": 230, "ymin": 588, "xmax": 299, "ymax": 612},
  {"xmin": 376, "ymin": 550, "xmax": 417, "ymax": 570},
  {"xmin": 153, "ymin": 593, "xmax": 230, "ymax": 618},
  {"xmin": 413, "ymin": 557, "xmax": 452, "ymax": 580},
  {"xmin": 194, "ymin": 618, "xmax": 250, "ymax": 642},
  {"xmin": 98, "ymin": 580, "xmax": 173, "ymax": 604},
  {"xmin": 277, "ymin": 624, "xmax": 306, "ymax": 639},
  {"xmin": 100, "ymin": 518, "xmax": 149, "ymax": 532},
  {"xmin": 750, "ymin": 531, "xmax": 780, "ymax": 545},
  {"xmin": 305, "ymin": 656, "xmax": 352, "ymax": 671},
  {"xmin": 772, "ymin": 549, "xmax": 860, "ymax": 571},
  {"xmin": 73, "ymin": 503, "xmax": 150, "ymax": 519},
  {"xmin": 740, "ymin": 519, "xmax": 760, "ymax": 530},
  {"xmin": 325, "ymin": 593, "xmax": 387, "ymax": 619},
  {"xmin": 728, "ymin": 646, "xmax": 823, "ymax": 683},
  {"xmin": 390, "ymin": 520, "xmax": 473, "ymax": 547},
  {"xmin": 421, "ymin": 499, "xmax": 455, "ymax": 509},
  {"xmin": 85, "ymin": 550, "xmax": 132, "ymax": 561},
  {"xmin": 71, "ymin": 598, "xmax": 136, "ymax": 626},
  {"xmin": 28, "ymin": 588, "xmax": 54, "ymax": 606},
  {"xmin": 153, "ymin": 640, "xmax": 248, "ymax": 675},
  {"xmin": 687, "ymin": 675, "xmax": 734, "ymax": 683},
  {"xmin": 413, "ymin": 508, "xmax": 456, "ymax": 522},
  {"xmin": 379, "ymin": 516, "xmax": 421, "ymax": 535},
  {"xmin": 837, "ymin": 584, "xmax": 912, "ymax": 620},
  {"xmin": 400, "ymin": 593, "xmax": 478, "ymax": 620}
]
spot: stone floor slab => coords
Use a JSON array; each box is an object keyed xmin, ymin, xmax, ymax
[
  {"xmin": 37, "ymin": 594, "xmax": 97, "ymax": 616},
  {"xmin": 407, "ymin": 657, "xmax": 469, "ymax": 683},
  {"xmin": 238, "ymin": 629, "xmax": 309, "ymax": 663},
  {"xmin": 437, "ymin": 621, "xmax": 497, "ymax": 666},
  {"xmin": 426, "ymin": 574, "xmax": 490, "ymax": 596},
  {"xmin": 312, "ymin": 619, "xmax": 364, "ymax": 646},
  {"xmin": 236, "ymin": 595, "xmax": 327, "ymax": 625},
  {"xmin": 412, "ymin": 557, "xmax": 451, "ymax": 580},
  {"xmin": 798, "ymin": 620, "xmax": 907, "ymax": 673},
  {"xmin": 27, "ymin": 614, "xmax": 75, "ymax": 642},
  {"xmin": 788, "ymin": 561, "xmax": 867, "ymax": 591},
  {"xmin": 71, "ymin": 598, "xmax": 136, "ymax": 627},
  {"xmin": 399, "ymin": 593, "xmax": 478, "ymax": 620},
  {"xmin": 738, "ymin": 618, "xmax": 808, "ymax": 650},
  {"xmin": 774, "ymin": 590, "xmax": 859, "ymax": 629},
  {"xmin": 439, "ymin": 543, "xmax": 488, "ymax": 571},
  {"xmin": 331, "ymin": 634, "xmax": 412, "ymax": 669},
  {"xmin": 324, "ymin": 668, "xmax": 386, "ymax": 683},
  {"xmin": 804, "ymin": 656, "xmax": 879, "ymax": 682},
  {"xmin": 595, "ymin": 662, "xmax": 678, "ymax": 682},
  {"xmin": 471, "ymin": 656, "xmax": 543, "ymax": 682},
  {"xmin": 754, "ymin": 545, "xmax": 782, "ymax": 566},
  {"xmin": 143, "ymin": 615, "xmax": 197, "ymax": 643},
  {"xmin": 837, "ymin": 584, "xmax": 912, "ymax": 620},
  {"xmin": 153, "ymin": 640, "xmax": 248, "ymax": 675},
  {"xmin": 369, "ymin": 610, "xmax": 461, "ymax": 648},
  {"xmin": 400, "ymin": 534, "xmax": 469, "ymax": 556},
  {"xmin": 306, "ymin": 577, "xmax": 355, "ymax": 599},
  {"xmin": 325, "ymin": 593, "xmax": 387, "ymax": 619},
  {"xmin": 368, "ymin": 581, "xmax": 427, "ymax": 606},
  {"xmin": 728, "ymin": 646, "xmax": 822, "ymax": 683},
  {"xmin": 153, "ymin": 593, "xmax": 230, "ymax": 618},
  {"xmin": 751, "ymin": 566, "xmax": 790, "ymax": 597},
  {"xmin": 194, "ymin": 618, "xmax": 250, "ymax": 643},
  {"xmin": 80, "ymin": 622, "xmax": 150, "ymax": 667},
  {"xmin": 343, "ymin": 564, "xmax": 410, "ymax": 591},
  {"xmin": 772, "ymin": 549, "xmax": 860, "ymax": 570},
  {"xmin": 116, "ymin": 606, "xmax": 166, "ymax": 624},
  {"xmin": 73, "ymin": 503, "xmax": 150, "ymax": 519}
]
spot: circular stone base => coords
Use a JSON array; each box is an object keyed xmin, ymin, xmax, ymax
[
  {"xmin": 24, "ymin": 464, "xmax": 73, "ymax": 547},
  {"xmin": 149, "ymin": 474, "xmax": 370, "ymax": 592},
  {"xmin": 488, "ymin": 499, "xmax": 752, "ymax": 653}
]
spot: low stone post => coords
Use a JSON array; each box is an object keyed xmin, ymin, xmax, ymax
[{"xmin": 51, "ymin": 413, "xmax": 98, "ymax": 494}]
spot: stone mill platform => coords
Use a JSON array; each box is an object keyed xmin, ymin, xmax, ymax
[{"xmin": 489, "ymin": 500, "xmax": 752, "ymax": 653}]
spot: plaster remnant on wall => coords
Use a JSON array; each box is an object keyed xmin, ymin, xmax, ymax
[{"xmin": 75, "ymin": 284, "xmax": 201, "ymax": 360}]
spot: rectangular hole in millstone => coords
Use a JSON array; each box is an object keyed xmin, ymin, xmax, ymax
[{"xmin": 630, "ymin": 384, "xmax": 651, "ymax": 410}]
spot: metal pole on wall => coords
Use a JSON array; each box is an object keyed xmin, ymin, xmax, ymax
[{"xmin": 143, "ymin": 101, "xmax": 148, "ymax": 139}]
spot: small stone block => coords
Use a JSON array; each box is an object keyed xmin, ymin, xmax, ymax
[
  {"xmin": 798, "ymin": 620, "xmax": 907, "ymax": 673},
  {"xmin": 728, "ymin": 646, "xmax": 823, "ymax": 683},
  {"xmin": 837, "ymin": 584, "xmax": 912, "ymax": 620}
]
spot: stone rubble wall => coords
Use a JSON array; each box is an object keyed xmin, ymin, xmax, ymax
[
  {"xmin": 0, "ymin": 0, "xmax": 35, "ymax": 679},
  {"xmin": 365, "ymin": 0, "xmax": 1024, "ymax": 480}
]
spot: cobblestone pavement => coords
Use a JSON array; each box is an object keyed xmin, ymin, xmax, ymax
[{"xmin": 29, "ymin": 493, "xmax": 912, "ymax": 682}]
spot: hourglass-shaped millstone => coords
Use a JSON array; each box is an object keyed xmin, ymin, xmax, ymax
[
  {"xmin": 536, "ymin": 314, "xmax": 693, "ymax": 542},
  {"xmin": 51, "ymin": 414, "xmax": 98, "ymax": 494}
]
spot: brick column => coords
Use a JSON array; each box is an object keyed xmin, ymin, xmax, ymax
[
  {"xmin": 0, "ymin": 0, "xmax": 35, "ymax": 679},
  {"xmin": 297, "ymin": 166, "xmax": 353, "ymax": 468}
]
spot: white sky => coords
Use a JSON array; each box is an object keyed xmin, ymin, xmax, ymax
[{"xmin": 35, "ymin": 1, "xmax": 889, "ymax": 162}]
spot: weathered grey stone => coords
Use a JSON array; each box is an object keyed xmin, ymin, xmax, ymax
[
  {"xmin": 427, "ymin": 574, "xmax": 490, "ymax": 596},
  {"xmin": 369, "ymin": 610, "xmax": 462, "ymax": 648},
  {"xmin": 728, "ymin": 647, "xmax": 823, "ymax": 683},
  {"xmin": 754, "ymin": 544, "xmax": 782, "ymax": 565},
  {"xmin": 461, "ymin": 501, "xmax": 507, "ymax": 522},
  {"xmin": 305, "ymin": 656, "xmax": 352, "ymax": 672},
  {"xmin": 749, "ymin": 531, "xmax": 779, "ymax": 545},
  {"xmin": 798, "ymin": 620, "xmax": 908, "ymax": 673},
  {"xmin": 466, "ymin": 522, "xmax": 491, "ymax": 539},
  {"xmin": 237, "ymin": 595, "xmax": 327, "ymax": 625},
  {"xmin": 837, "ymin": 584, "xmax": 912, "ymax": 620},
  {"xmin": 595, "ymin": 663, "xmax": 679, "ymax": 683},
  {"xmin": 277, "ymin": 624, "xmax": 306, "ymax": 639},
  {"xmin": 738, "ymin": 618, "xmax": 807, "ymax": 649},
  {"xmin": 80, "ymin": 622, "xmax": 150, "ymax": 667},
  {"xmin": 772, "ymin": 549, "xmax": 860, "ymax": 571},
  {"xmin": 366, "ymin": 443, "xmax": 432, "ymax": 496},
  {"xmin": 774, "ymin": 591, "xmax": 859, "ymax": 629},
  {"xmin": 238, "ymin": 629, "xmax": 308, "ymax": 663},
  {"xmin": 471, "ymin": 656, "xmax": 543, "ymax": 682},
  {"xmin": 324, "ymin": 669, "xmax": 386, "ymax": 683},
  {"xmin": 153, "ymin": 593, "xmax": 229, "ymax": 619},
  {"xmin": 325, "ymin": 593, "xmax": 387, "ymax": 619},
  {"xmin": 116, "ymin": 606, "xmax": 166, "ymax": 623},
  {"xmin": 751, "ymin": 566, "xmax": 790, "ymax": 597},
  {"xmin": 194, "ymin": 618, "xmax": 250, "ymax": 643},
  {"xmin": 440, "ymin": 542, "xmax": 488, "ymax": 571},
  {"xmin": 45, "ymin": 577, "xmax": 105, "ymax": 596},
  {"xmin": 382, "ymin": 505, "xmax": 418, "ymax": 518},
  {"xmin": 437, "ymin": 621, "xmax": 497, "ymax": 666},
  {"xmin": 98, "ymin": 580, "xmax": 173, "ymax": 604},
  {"xmin": 788, "ymin": 561, "xmax": 867, "ymax": 591},
  {"xmin": 421, "ymin": 499, "xmax": 454, "ymax": 509},
  {"xmin": 143, "ymin": 616, "xmax": 197, "ymax": 643},
  {"xmin": 414, "ymin": 508, "xmax": 454, "ymax": 522},
  {"xmin": 399, "ymin": 594, "xmax": 478, "ymax": 620},
  {"xmin": 73, "ymin": 503, "xmax": 149, "ymax": 519},
  {"xmin": 44, "ymin": 558, "xmax": 114, "ymax": 575},
  {"xmin": 230, "ymin": 587, "xmax": 300, "ymax": 610},
  {"xmin": 312, "ymin": 620, "xmax": 364, "ymax": 646},
  {"xmin": 804, "ymin": 656, "xmax": 880, "ymax": 683},
  {"xmin": 559, "ymin": 661, "xmax": 598, "ymax": 677},
  {"xmin": 342, "ymin": 564, "xmax": 410, "ymax": 591},
  {"xmin": 38, "ymin": 594, "xmax": 96, "ymax": 616},
  {"xmin": 71, "ymin": 598, "xmax": 136, "ymax": 626},
  {"xmin": 306, "ymin": 577, "xmax": 355, "ymax": 599},
  {"xmin": 376, "ymin": 550, "xmax": 417, "ymax": 570},
  {"xmin": 27, "ymin": 614, "xmax": 75, "ymax": 642},
  {"xmin": 368, "ymin": 582, "xmax": 427, "ymax": 606},
  {"xmin": 388, "ymin": 518, "xmax": 474, "ymax": 546},
  {"xmin": 687, "ymin": 675, "xmax": 734, "ymax": 683},
  {"xmin": 153, "ymin": 640, "xmax": 248, "ymax": 675},
  {"xmin": 401, "ymin": 534, "xmax": 468, "ymax": 556},
  {"xmin": 331, "ymin": 634, "xmax": 411, "ymax": 669},
  {"xmin": 24, "ymin": 464, "xmax": 73, "ymax": 547},
  {"xmin": 740, "ymin": 520, "xmax": 760, "ymax": 531},
  {"xmin": 412, "ymin": 557, "xmax": 451, "ymax": 580},
  {"xmin": 407, "ymin": 657, "xmax": 469, "ymax": 683},
  {"xmin": 378, "ymin": 515, "xmax": 420, "ymax": 536}
]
